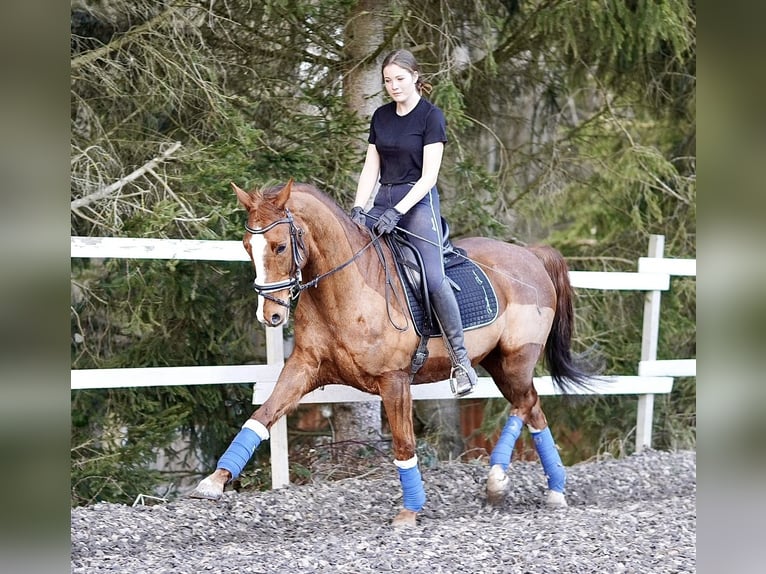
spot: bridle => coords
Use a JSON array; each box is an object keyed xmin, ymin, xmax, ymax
[
  {"xmin": 244, "ymin": 207, "xmax": 382, "ymax": 309},
  {"xmin": 244, "ymin": 208, "xmax": 306, "ymax": 308}
]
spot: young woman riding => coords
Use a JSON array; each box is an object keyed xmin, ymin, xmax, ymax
[{"xmin": 349, "ymin": 49, "xmax": 478, "ymax": 397}]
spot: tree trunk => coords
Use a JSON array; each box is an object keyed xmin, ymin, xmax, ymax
[
  {"xmin": 329, "ymin": 1, "xmax": 386, "ymax": 445},
  {"xmin": 414, "ymin": 399, "xmax": 464, "ymax": 460},
  {"xmin": 331, "ymin": 402, "xmax": 384, "ymax": 446},
  {"xmin": 343, "ymin": 0, "xmax": 385, "ymax": 122}
]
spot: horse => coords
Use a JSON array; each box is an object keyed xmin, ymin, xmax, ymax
[{"xmin": 190, "ymin": 179, "xmax": 595, "ymax": 527}]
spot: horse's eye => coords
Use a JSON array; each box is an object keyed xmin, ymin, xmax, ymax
[{"xmin": 275, "ymin": 244, "xmax": 287, "ymax": 255}]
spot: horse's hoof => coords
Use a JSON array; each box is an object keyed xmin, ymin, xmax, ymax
[
  {"xmin": 188, "ymin": 476, "xmax": 224, "ymax": 500},
  {"xmin": 546, "ymin": 489, "xmax": 567, "ymax": 508},
  {"xmin": 486, "ymin": 464, "xmax": 510, "ymax": 505},
  {"xmin": 391, "ymin": 509, "xmax": 418, "ymax": 528}
]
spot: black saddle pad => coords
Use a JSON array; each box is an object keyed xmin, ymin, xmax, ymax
[{"xmin": 397, "ymin": 252, "xmax": 499, "ymax": 338}]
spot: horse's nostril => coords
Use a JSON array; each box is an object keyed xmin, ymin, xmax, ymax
[{"xmin": 270, "ymin": 314, "xmax": 282, "ymax": 325}]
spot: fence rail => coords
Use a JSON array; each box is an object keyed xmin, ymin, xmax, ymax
[{"xmin": 71, "ymin": 234, "xmax": 695, "ymax": 489}]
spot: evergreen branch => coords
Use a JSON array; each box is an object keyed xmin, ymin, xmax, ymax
[{"xmin": 71, "ymin": 4, "xmax": 181, "ymax": 71}]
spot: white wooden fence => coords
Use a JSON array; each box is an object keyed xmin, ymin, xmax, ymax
[{"xmin": 71, "ymin": 234, "xmax": 696, "ymax": 489}]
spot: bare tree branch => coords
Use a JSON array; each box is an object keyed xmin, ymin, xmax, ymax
[{"xmin": 71, "ymin": 141, "xmax": 182, "ymax": 211}]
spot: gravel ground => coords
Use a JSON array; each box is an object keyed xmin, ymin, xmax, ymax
[{"xmin": 71, "ymin": 449, "xmax": 695, "ymax": 573}]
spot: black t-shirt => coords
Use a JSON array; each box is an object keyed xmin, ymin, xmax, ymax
[{"xmin": 368, "ymin": 98, "xmax": 447, "ymax": 185}]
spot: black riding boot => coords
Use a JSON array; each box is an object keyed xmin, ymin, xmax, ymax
[{"xmin": 430, "ymin": 280, "xmax": 478, "ymax": 397}]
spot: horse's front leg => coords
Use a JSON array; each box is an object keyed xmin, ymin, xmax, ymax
[
  {"xmin": 189, "ymin": 357, "xmax": 318, "ymax": 500},
  {"xmin": 378, "ymin": 372, "xmax": 424, "ymax": 528}
]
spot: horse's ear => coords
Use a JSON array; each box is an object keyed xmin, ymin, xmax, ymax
[
  {"xmin": 232, "ymin": 182, "xmax": 255, "ymax": 211},
  {"xmin": 275, "ymin": 178, "xmax": 293, "ymax": 209}
]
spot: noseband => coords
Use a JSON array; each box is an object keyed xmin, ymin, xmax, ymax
[{"xmin": 244, "ymin": 208, "xmax": 306, "ymax": 308}]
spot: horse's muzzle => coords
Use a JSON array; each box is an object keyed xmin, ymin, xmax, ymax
[{"xmin": 256, "ymin": 308, "xmax": 287, "ymax": 328}]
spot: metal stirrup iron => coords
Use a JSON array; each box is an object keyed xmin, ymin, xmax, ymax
[
  {"xmin": 440, "ymin": 334, "xmax": 476, "ymax": 397},
  {"xmin": 450, "ymin": 363, "xmax": 476, "ymax": 397},
  {"xmin": 433, "ymin": 307, "xmax": 477, "ymax": 397}
]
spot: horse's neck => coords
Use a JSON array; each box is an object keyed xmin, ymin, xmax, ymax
[{"xmin": 292, "ymin": 194, "xmax": 383, "ymax": 298}]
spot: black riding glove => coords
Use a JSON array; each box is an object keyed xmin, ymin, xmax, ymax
[
  {"xmin": 349, "ymin": 206, "xmax": 367, "ymax": 226},
  {"xmin": 373, "ymin": 208, "xmax": 403, "ymax": 235}
]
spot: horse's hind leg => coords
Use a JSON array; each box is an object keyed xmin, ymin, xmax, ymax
[
  {"xmin": 527, "ymin": 417, "xmax": 567, "ymax": 507},
  {"xmin": 483, "ymin": 345, "xmax": 567, "ymax": 507},
  {"xmin": 486, "ymin": 399, "xmax": 567, "ymax": 507}
]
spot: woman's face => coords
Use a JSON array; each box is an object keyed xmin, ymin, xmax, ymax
[{"xmin": 383, "ymin": 63, "xmax": 418, "ymax": 104}]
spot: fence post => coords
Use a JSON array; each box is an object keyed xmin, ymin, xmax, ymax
[
  {"xmin": 636, "ymin": 234, "xmax": 664, "ymax": 452},
  {"xmin": 265, "ymin": 326, "xmax": 290, "ymax": 488}
]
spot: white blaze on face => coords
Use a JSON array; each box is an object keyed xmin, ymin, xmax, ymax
[{"xmin": 250, "ymin": 233, "xmax": 268, "ymax": 323}]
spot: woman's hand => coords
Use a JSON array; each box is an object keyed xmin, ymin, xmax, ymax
[
  {"xmin": 373, "ymin": 208, "xmax": 403, "ymax": 235},
  {"xmin": 349, "ymin": 206, "xmax": 367, "ymax": 226}
]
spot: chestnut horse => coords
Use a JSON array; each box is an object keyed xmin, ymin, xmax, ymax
[{"xmin": 190, "ymin": 180, "xmax": 594, "ymax": 527}]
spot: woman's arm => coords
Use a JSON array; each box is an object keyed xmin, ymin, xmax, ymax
[
  {"xmin": 353, "ymin": 144, "xmax": 381, "ymax": 208},
  {"xmin": 394, "ymin": 142, "xmax": 444, "ymax": 214}
]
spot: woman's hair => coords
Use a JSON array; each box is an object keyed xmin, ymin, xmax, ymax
[{"xmin": 381, "ymin": 49, "xmax": 433, "ymax": 95}]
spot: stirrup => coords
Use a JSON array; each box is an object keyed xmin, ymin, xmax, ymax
[{"xmin": 449, "ymin": 364, "xmax": 476, "ymax": 397}]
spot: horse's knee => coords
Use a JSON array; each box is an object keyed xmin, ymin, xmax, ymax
[{"xmin": 387, "ymin": 413, "xmax": 416, "ymax": 460}]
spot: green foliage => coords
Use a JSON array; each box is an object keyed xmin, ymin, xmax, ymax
[
  {"xmin": 70, "ymin": 250, "xmax": 268, "ymax": 504},
  {"xmin": 71, "ymin": 390, "xmax": 187, "ymax": 505},
  {"xmin": 431, "ymin": 79, "xmax": 471, "ymax": 133},
  {"xmin": 441, "ymin": 156, "xmax": 508, "ymax": 239},
  {"xmin": 455, "ymin": 1, "xmax": 696, "ymax": 460}
]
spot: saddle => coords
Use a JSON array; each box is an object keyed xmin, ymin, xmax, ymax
[{"xmin": 385, "ymin": 219, "xmax": 499, "ymax": 375}]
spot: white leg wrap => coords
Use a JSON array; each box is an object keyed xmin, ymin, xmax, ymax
[
  {"xmin": 242, "ymin": 419, "xmax": 269, "ymax": 440},
  {"xmin": 394, "ymin": 454, "xmax": 418, "ymax": 469}
]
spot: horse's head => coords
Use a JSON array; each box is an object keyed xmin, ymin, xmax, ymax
[{"xmin": 233, "ymin": 179, "xmax": 306, "ymax": 327}]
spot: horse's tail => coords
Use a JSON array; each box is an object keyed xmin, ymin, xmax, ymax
[{"xmin": 528, "ymin": 245, "xmax": 599, "ymax": 394}]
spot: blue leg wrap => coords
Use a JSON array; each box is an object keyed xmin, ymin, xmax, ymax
[
  {"xmin": 216, "ymin": 428, "xmax": 262, "ymax": 480},
  {"xmin": 397, "ymin": 465, "xmax": 426, "ymax": 512},
  {"xmin": 489, "ymin": 415, "xmax": 524, "ymax": 471},
  {"xmin": 532, "ymin": 426, "xmax": 566, "ymax": 493}
]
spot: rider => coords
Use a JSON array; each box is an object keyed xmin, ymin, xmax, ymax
[{"xmin": 349, "ymin": 49, "xmax": 478, "ymax": 397}]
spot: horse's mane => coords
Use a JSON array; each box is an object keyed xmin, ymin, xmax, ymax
[
  {"xmin": 291, "ymin": 182, "xmax": 348, "ymax": 217},
  {"xmin": 261, "ymin": 181, "xmax": 355, "ymax": 230}
]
